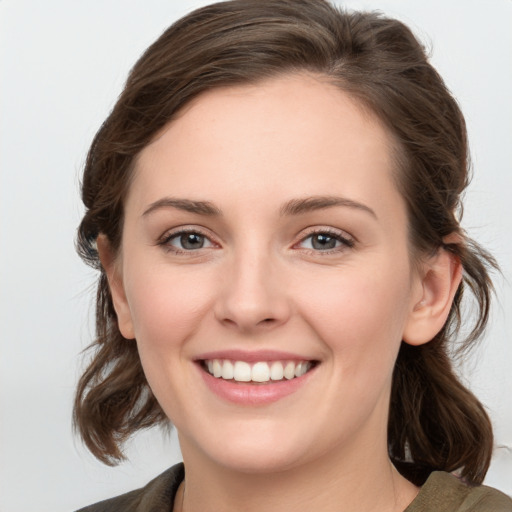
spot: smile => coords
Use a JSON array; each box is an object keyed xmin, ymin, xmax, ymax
[
  {"xmin": 196, "ymin": 351, "xmax": 319, "ymax": 405},
  {"xmin": 203, "ymin": 359, "xmax": 314, "ymax": 383}
]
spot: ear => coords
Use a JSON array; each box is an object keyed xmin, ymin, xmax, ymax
[
  {"xmin": 96, "ymin": 234, "xmax": 135, "ymax": 340},
  {"xmin": 403, "ymin": 242, "xmax": 462, "ymax": 346}
]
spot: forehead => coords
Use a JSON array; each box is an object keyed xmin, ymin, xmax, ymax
[{"xmin": 130, "ymin": 73, "xmax": 403, "ymax": 220}]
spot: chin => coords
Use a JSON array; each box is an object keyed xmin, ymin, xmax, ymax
[
  {"xmin": 210, "ymin": 442, "xmax": 305, "ymax": 474},
  {"xmin": 182, "ymin": 419, "xmax": 314, "ymax": 475}
]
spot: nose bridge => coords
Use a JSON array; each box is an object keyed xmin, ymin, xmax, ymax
[{"xmin": 215, "ymin": 239, "xmax": 289, "ymax": 330}]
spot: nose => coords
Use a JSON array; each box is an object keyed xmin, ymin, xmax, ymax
[{"xmin": 214, "ymin": 250, "xmax": 291, "ymax": 333}]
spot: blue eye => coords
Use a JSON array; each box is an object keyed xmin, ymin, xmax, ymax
[
  {"xmin": 299, "ymin": 231, "xmax": 354, "ymax": 251},
  {"xmin": 164, "ymin": 231, "xmax": 214, "ymax": 251}
]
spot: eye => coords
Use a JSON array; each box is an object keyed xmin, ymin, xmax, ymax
[
  {"xmin": 161, "ymin": 229, "xmax": 215, "ymax": 252},
  {"xmin": 297, "ymin": 229, "xmax": 354, "ymax": 252}
]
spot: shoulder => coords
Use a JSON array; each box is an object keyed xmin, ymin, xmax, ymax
[
  {"xmin": 406, "ymin": 471, "xmax": 512, "ymax": 512},
  {"xmin": 75, "ymin": 463, "xmax": 184, "ymax": 512}
]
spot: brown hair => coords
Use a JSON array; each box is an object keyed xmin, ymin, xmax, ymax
[{"xmin": 74, "ymin": 0, "xmax": 497, "ymax": 485}]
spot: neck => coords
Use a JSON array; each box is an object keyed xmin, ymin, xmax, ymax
[{"xmin": 177, "ymin": 429, "xmax": 418, "ymax": 512}]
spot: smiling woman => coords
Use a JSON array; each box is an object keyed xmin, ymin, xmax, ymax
[{"xmin": 72, "ymin": 1, "xmax": 511, "ymax": 511}]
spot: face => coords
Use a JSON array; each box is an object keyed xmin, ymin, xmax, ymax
[{"xmin": 108, "ymin": 74, "xmax": 426, "ymax": 474}]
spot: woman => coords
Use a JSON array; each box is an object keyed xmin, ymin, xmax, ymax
[{"xmin": 74, "ymin": 0, "xmax": 512, "ymax": 510}]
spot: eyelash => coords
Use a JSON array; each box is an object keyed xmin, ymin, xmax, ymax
[{"xmin": 157, "ymin": 227, "xmax": 355, "ymax": 255}]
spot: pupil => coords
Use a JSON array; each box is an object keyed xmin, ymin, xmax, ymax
[
  {"xmin": 312, "ymin": 234, "xmax": 336, "ymax": 250},
  {"xmin": 181, "ymin": 233, "xmax": 204, "ymax": 249}
]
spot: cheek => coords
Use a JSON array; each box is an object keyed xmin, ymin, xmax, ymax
[
  {"xmin": 124, "ymin": 262, "xmax": 215, "ymax": 352},
  {"xmin": 122, "ymin": 263, "xmax": 219, "ymax": 418},
  {"xmin": 297, "ymin": 261, "xmax": 412, "ymax": 375}
]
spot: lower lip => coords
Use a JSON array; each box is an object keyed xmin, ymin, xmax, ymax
[{"xmin": 197, "ymin": 364, "xmax": 316, "ymax": 405}]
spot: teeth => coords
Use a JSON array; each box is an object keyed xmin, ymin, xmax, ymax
[
  {"xmin": 251, "ymin": 362, "xmax": 270, "ymax": 382},
  {"xmin": 221, "ymin": 360, "xmax": 234, "ymax": 380},
  {"xmin": 212, "ymin": 359, "xmax": 222, "ymax": 378},
  {"xmin": 233, "ymin": 361, "xmax": 251, "ymax": 382},
  {"xmin": 270, "ymin": 361, "xmax": 284, "ymax": 380},
  {"xmin": 205, "ymin": 359, "xmax": 313, "ymax": 382},
  {"xmin": 284, "ymin": 361, "xmax": 295, "ymax": 380},
  {"xmin": 295, "ymin": 362, "xmax": 310, "ymax": 377}
]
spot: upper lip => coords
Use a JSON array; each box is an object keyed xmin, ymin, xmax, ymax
[{"xmin": 194, "ymin": 349, "xmax": 317, "ymax": 363}]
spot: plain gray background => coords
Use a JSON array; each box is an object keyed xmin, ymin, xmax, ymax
[{"xmin": 1, "ymin": 1, "xmax": 511, "ymax": 510}]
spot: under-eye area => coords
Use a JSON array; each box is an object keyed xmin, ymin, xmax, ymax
[{"xmin": 199, "ymin": 359, "xmax": 319, "ymax": 383}]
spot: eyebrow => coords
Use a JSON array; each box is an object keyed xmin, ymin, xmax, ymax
[
  {"xmin": 142, "ymin": 195, "xmax": 376, "ymax": 219},
  {"xmin": 142, "ymin": 198, "xmax": 222, "ymax": 217},
  {"xmin": 280, "ymin": 195, "xmax": 377, "ymax": 219}
]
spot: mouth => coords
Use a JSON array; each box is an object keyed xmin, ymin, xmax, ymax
[
  {"xmin": 195, "ymin": 352, "xmax": 320, "ymax": 405},
  {"xmin": 200, "ymin": 358, "xmax": 318, "ymax": 384}
]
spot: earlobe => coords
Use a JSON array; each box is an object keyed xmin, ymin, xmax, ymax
[
  {"xmin": 403, "ymin": 246, "xmax": 462, "ymax": 346},
  {"xmin": 96, "ymin": 234, "xmax": 135, "ymax": 340}
]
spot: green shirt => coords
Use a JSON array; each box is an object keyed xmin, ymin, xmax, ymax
[
  {"xmin": 77, "ymin": 463, "xmax": 512, "ymax": 511},
  {"xmin": 405, "ymin": 471, "xmax": 512, "ymax": 511}
]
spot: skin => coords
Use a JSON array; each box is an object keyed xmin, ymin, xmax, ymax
[{"xmin": 100, "ymin": 74, "xmax": 462, "ymax": 512}]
